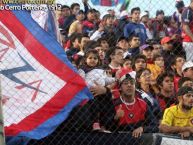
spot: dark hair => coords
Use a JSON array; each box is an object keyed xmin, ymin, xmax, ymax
[
  {"xmin": 97, "ymin": 37, "xmax": 108, "ymax": 44},
  {"xmin": 70, "ymin": 33, "xmax": 83, "ymax": 43},
  {"xmin": 146, "ymin": 39, "xmax": 160, "ymax": 45},
  {"xmin": 153, "ymin": 54, "xmax": 163, "ymax": 62},
  {"xmin": 124, "ymin": 55, "xmax": 132, "ymax": 60},
  {"xmin": 178, "ymin": 77, "xmax": 193, "ymax": 88},
  {"xmin": 102, "ymin": 14, "xmax": 114, "ymax": 21},
  {"xmin": 175, "ymin": 1, "xmax": 185, "ymax": 9},
  {"xmin": 76, "ymin": 10, "xmax": 84, "ymax": 15},
  {"xmin": 82, "ymin": 33, "xmax": 89, "ymax": 38},
  {"xmin": 132, "ymin": 54, "xmax": 147, "ymax": 70},
  {"xmin": 61, "ymin": 5, "xmax": 70, "ymax": 10},
  {"xmin": 70, "ymin": 3, "xmax": 80, "ymax": 10},
  {"xmin": 128, "ymin": 34, "xmax": 140, "ymax": 42},
  {"xmin": 122, "ymin": 55, "xmax": 132, "ymax": 67},
  {"xmin": 87, "ymin": 9, "xmax": 96, "ymax": 14},
  {"xmin": 156, "ymin": 72, "xmax": 174, "ymax": 88},
  {"xmin": 136, "ymin": 68, "xmax": 151, "ymax": 89},
  {"xmin": 82, "ymin": 49, "xmax": 101, "ymax": 67},
  {"xmin": 156, "ymin": 10, "xmax": 164, "ymax": 16},
  {"xmin": 73, "ymin": 55, "xmax": 84, "ymax": 68},
  {"xmin": 107, "ymin": 9, "xmax": 113, "ymax": 12},
  {"xmin": 105, "ymin": 46, "xmax": 122, "ymax": 62},
  {"xmin": 131, "ymin": 7, "xmax": 140, "ymax": 14},
  {"xmin": 163, "ymin": 16, "xmax": 172, "ymax": 26},
  {"xmin": 171, "ymin": 55, "xmax": 185, "ymax": 66},
  {"xmin": 84, "ymin": 41, "xmax": 100, "ymax": 53}
]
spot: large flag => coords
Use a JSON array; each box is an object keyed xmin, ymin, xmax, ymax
[
  {"xmin": 30, "ymin": 4, "xmax": 61, "ymax": 42},
  {"xmin": 0, "ymin": 7, "xmax": 92, "ymax": 145},
  {"xmin": 91, "ymin": 0, "xmax": 125, "ymax": 7}
]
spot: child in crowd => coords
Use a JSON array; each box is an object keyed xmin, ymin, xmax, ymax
[{"xmin": 78, "ymin": 49, "xmax": 115, "ymax": 88}]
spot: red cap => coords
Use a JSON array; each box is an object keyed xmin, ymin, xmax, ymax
[
  {"xmin": 161, "ymin": 37, "xmax": 172, "ymax": 45},
  {"xmin": 116, "ymin": 68, "xmax": 136, "ymax": 84},
  {"xmin": 116, "ymin": 68, "xmax": 132, "ymax": 79}
]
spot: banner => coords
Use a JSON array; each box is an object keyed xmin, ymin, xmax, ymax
[{"xmin": 0, "ymin": 8, "xmax": 92, "ymax": 145}]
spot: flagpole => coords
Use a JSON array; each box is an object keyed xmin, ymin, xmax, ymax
[{"xmin": 0, "ymin": 79, "xmax": 5, "ymax": 145}]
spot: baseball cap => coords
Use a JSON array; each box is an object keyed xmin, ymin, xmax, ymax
[
  {"xmin": 140, "ymin": 11, "xmax": 148, "ymax": 19},
  {"xmin": 177, "ymin": 86, "xmax": 193, "ymax": 96},
  {"xmin": 140, "ymin": 44, "xmax": 153, "ymax": 51},
  {"xmin": 118, "ymin": 69, "xmax": 136, "ymax": 85},
  {"xmin": 120, "ymin": 10, "xmax": 129, "ymax": 18},
  {"xmin": 161, "ymin": 37, "xmax": 172, "ymax": 45},
  {"xmin": 182, "ymin": 61, "xmax": 193, "ymax": 72}
]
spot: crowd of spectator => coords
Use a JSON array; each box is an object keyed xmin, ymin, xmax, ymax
[{"xmin": 56, "ymin": 0, "xmax": 193, "ymax": 139}]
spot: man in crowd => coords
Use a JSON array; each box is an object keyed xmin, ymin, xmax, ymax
[
  {"xmin": 161, "ymin": 36, "xmax": 175, "ymax": 71},
  {"xmin": 140, "ymin": 11, "xmax": 153, "ymax": 39},
  {"xmin": 152, "ymin": 10, "xmax": 166, "ymax": 40},
  {"xmin": 58, "ymin": 5, "xmax": 71, "ymax": 29},
  {"xmin": 113, "ymin": 73, "xmax": 158, "ymax": 137},
  {"xmin": 62, "ymin": 3, "xmax": 80, "ymax": 33},
  {"xmin": 178, "ymin": 77, "xmax": 193, "ymax": 89},
  {"xmin": 173, "ymin": 0, "xmax": 185, "ymax": 33},
  {"xmin": 116, "ymin": 37, "xmax": 129, "ymax": 52},
  {"xmin": 160, "ymin": 86, "xmax": 193, "ymax": 138},
  {"xmin": 126, "ymin": 35, "xmax": 141, "ymax": 57},
  {"xmin": 132, "ymin": 54, "xmax": 147, "ymax": 72},
  {"xmin": 66, "ymin": 33, "xmax": 83, "ymax": 61},
  {"xmin": 106, "ymin": 46, "xmax": 124, "ymax": 77},
  {"xmin": 181, "ymin": 0, "xmax": 193, "ymax": 61},
  {"xmin": 124, "ymin": 7, "xmax": 147, "ymax": 44},
  {"xmin": 82, "ymin": 9, "xmax": 97, "ymax": 36},
  {"xmin": 156, "ymin": 72, "xmax": 175, "ymax": 112},
  {"xmin": 182, "ymin": 61, "xmax": 193, "ymax": 80}
]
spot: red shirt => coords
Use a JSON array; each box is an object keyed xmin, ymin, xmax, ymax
[
  {"xmin": 174, "ymin": 75, "xmax": 181, "ymax": 92},
  {"xmin": 156, "ymin": 94, "xmax": 176, "ymax": 111},
  {"xmin": 182, "ymin": 7, "xmax": 193, "ymax": 42},
  {"xmin": 115, "ymin": 97, "xmax": 147, "ymax": 125}
]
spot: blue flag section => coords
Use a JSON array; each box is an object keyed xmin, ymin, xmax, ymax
[{"xmin": 0, "ymin": 9, "xmax": 93, "ymax": 145}]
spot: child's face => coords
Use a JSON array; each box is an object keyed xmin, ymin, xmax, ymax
[
  {"xmin": 86, "ymin": 53, "xmax": 99, "ymax": 67},
  {"xmin": 152, "ymin": 44, "xmax": 162, "ymax": 55},
  {"xmin": 117, "ymin": 40, "xmax": 129, "ymax": 51},
  {"xmin": 106, "ymin": 17, "xmax": 114, "ymax": 26},
  {"xmin": 123, "ymin": 60, "xmax": 132, "ymax": 69},
  {"xmin": 142, "ymin": 49, "xmax": 153, "ymax": 59},
  {"xmin": 76, "ymin": 13, "xmax": 85, "ymax": 21},
  {"xmin": 95, "ymin": 46, "xmax": 105, "ymax": 60},
  {"xmin": 135, "ymin": 58, "xmax": 146, "ymax": 71},
  {"xmin": 101, "ymin": 40, "xmax": 109, "ymax": 51},
  {"xmin": 154, "ymin": 57, "xmax": 164, "ymax": 68}
]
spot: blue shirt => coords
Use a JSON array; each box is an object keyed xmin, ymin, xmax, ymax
[{"xmin": 124, "ymin": 22, "xmax": 147, "ymax": 44}]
